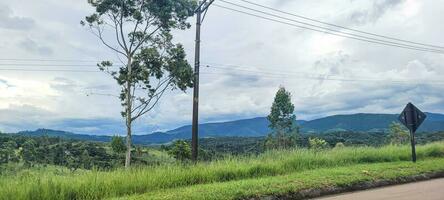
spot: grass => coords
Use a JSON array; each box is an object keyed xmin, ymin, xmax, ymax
[
  {"xmin": 0, "ymin": 142, "xmax": 443, "ymax": 200},
  {"xmin": 120, "ymin": 158, "xmax": 444, "ymax": 200}
]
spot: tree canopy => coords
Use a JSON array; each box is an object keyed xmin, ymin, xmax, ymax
[
  {"xmin": 82, "ymin": 0, "xmax": 197, "ymax": 167},
  {"xmin": 266, "ymin": 87, "xmax": 298, "ymax": 149}
]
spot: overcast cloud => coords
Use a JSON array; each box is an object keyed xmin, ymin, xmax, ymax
[{"xmin": 0, "ymin": 0, "xmax": 443, "ymax": 134}]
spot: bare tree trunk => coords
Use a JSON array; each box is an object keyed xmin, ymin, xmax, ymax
[
  {"xmin": 125, "ymin": 57, "xmax": 133, "ymax": 168},
  {"xmin": 125, "ymin": 121, "xmax": 132, "ymax": 168}
]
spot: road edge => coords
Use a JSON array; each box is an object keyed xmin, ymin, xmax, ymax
[{"xmin": 256, "ymin": 171, "xmax": 444, "ymax": 200}]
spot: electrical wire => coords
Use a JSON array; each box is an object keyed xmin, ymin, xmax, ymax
[
  {"xmin": 235, "ymin": 0, "xmax": 444, "ymax": 50},
  {"xmin": 201, "ymin": 62, "xmax": 444, "ymax": 84},
  {"xmin": 0, "ymin": 68, "xmax": 103, "ymax": 72},
  {"xmin": 213, "ymin": 3, "xmax": 444, "ymax": 54},
  {"xmin": 218, "ymin": 0, "xmax": 444, "ymax": 52}
]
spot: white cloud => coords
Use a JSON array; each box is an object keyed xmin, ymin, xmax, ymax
[
  {"xmin": 0, "ymin": 0, "xmax": 443, "ymax": 134},
  {"xmin": 0, "ymin": 3, "xmax": 35, "ymax": 30}
]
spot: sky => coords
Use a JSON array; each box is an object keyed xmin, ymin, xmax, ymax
[{"xmin": 0, "ymin": 0, "xmax": 443, "ymax": 135}]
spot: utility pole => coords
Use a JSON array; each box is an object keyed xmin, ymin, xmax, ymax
[{"xmin": 192, "ymin": 0, "xmax": 214, "ymax": 162}]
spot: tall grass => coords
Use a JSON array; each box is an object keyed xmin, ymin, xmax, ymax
[{"xmin": 0, "ymin": 142, "xmax": 443, "ymax": 200}]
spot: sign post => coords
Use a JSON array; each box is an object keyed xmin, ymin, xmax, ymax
[{"xmin": 398, "ymin": 102, "xmax": 427, "ymax": 163}]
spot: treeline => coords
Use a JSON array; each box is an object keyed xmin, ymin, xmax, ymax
[
  {"xmin": 0, "ymin": 133, "xmax": 171, "ymax": 171},
  {"xmin": 196, "ymin": 131, "xmax": 444, "ymax": 157},
  {"xmin": 0, "ymin": 133, "xmax": 118, "ymax": 170},
  {"xmin": 2, "ymin": 130, "xmax": 443, "ymax": 171}
]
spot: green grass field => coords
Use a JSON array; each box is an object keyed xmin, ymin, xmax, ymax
[
  {"xmin": 1, "ymin": 142, "xmax": 444, "ymax": 200},
  {"xmin": 119, "ymin": 158, "xmax": 444, "ymax": 200}
]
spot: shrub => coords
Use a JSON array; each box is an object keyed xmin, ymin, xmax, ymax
[{"xmin": 309, "ymin": 137, "xmax": 329, "ymax": 150}]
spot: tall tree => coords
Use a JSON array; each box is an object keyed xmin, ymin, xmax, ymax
[
  {"xmin": 267, "ymin": 87, "xmax": 298, "ymax": 149},
  {"xmin": 82, "ymin": 0, "xmax": 196, "ymax": 167}
]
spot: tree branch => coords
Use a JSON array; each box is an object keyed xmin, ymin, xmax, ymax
[
  {"xmin": 131, "ymin": 77, "xmax": 172, "ymax": 121},
  {"xmin": 131, "ymin": 76, "xmax": 171, "ymax": 113},
  {"xmin": 119, "ymin": 1, "xmax": 129, "ymax": 54},
  {"xmin": 108, "ymin": 13, "xmax": 127, "ymax": 51},
  {"xmin": 89, "ymin": 26, "xmax": 127, "ymax": 57},
  {"xmin": 128, "ymin": 0, "xmax": 146, "ymax": 53},
  {"xmin": 132, "ymin": 82, "xmax": 170, "ymax": 121},
  {"xmin": 131, "ymin": 26, "xmax": 161, "ymax": 55}
]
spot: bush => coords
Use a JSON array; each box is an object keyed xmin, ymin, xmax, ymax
[
  {"xmin": 167, "ymin": 140, "xmax": 191, "ymax": 162},
  {"xmin": 334, "ymin": 142, "xmax": 345, "ymax": 148},
  {"xmin": 309, "ymin": 137, "xmax": 329, "ymax": 150}
]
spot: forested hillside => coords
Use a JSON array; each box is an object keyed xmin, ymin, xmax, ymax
[{"xmin": 13, "ymin": 112, "xmax": 444, "ymax": 145}]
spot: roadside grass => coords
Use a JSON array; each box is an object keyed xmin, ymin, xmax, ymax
[
  {"xmin": 119, "ymin": 158, "xmax": 444, "ymax": 200},
  {"xmin": 0, "ymin": 142, "xmax": 443, "ymax": 200}
]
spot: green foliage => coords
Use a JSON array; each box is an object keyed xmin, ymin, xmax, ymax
[
  {"xmin": 82, "ymin": 0, "xmax": 197, "ymax": 167},
  {"xmin": 81, "ymin": 0, "xmax": 197, "ymax": 119},
  {"xmin": 193, "ymin": 131, "xmax": 444, "ymax": 158},
  {"xmin": 388, "ymin": 122, "xmax": 410, "ymax": 145},
  {"xmin": 0, "ymin": 149, "xmax": 7, "ymax": 164},
  {"xmin": 20, "ymin": 139, "xmax": 37, "ymax": 166},
  {"xmin": 334, "ymin": 142, "xmax": 345, "ymax": 148},
  {"xmin": 266, "ymin": 87, "xmax": 298, "ymax": 149},
  {"xmin": 0, "ymin": 134, "xmax": 120, "ymax": 170},
  {"xmin": 1, "ymin": 142, "xmax": 444, "ymax": 200},
  {"xmin": 167, "ymin": 140, "xmax": 191, "ymax": 162},
  {"xmin": 268, "ymin": 87, "xmax": 296, "ymax": 131},
  {"xmin": 0, "ymin": 140, "xmax": 17, "ymax": 164},
  {"xmin": 111, "ymin": 136, "xmax": 127, "ymax": 154},
  {"xmin": 123, "ymin": 159, "xmax": 444, "ymax": 200},
  {"xmin": 308, "ymin": 137, "xmax": 329, "ymax": 150}
]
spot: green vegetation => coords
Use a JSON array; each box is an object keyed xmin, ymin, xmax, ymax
[
  {"xmin": 110, "ymin": 136, "xmax": 127, "ymax": 154},
  {"xmin": 196, "ymin": 131, "xmax": 444, "ymax": 157},
  {"xmin": 0, "ymin": 134, "xmax": 173, "ymax": 171},
  {"xmin": 81, "ymin": 0, "xmax": 196, "ymax": 167},
  {"xmin": 1, "ymin": 142, "xmax": 443, "ymax": 200},
  {"xmin": 308, "ymin": 137, "xmax": 329, "ymax": 150},
  {"xmin": 166, "ymin": 140, "xmax": 192, "ymax": 162},
  {"xmin": 266, "ymin": 87, "xmax": 299, "ymax": 149},
  {"xmin": 121, "ymin": 158, "xmax": 444, "ymax": 200},
  {"xmin": 388, "ymin": 122, "xmax": 410, "ymax": 145}
]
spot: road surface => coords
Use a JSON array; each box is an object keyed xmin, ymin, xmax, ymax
[{"xmin": 315, "ymin": 178, "xmax": 444, "ymax": 200}]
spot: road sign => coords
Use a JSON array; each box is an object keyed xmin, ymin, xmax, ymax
[
  {"xmin": 398, "ymin": 102, "xmax": 427, "ymax": 163},
  {"xmin": 398, "ymin": 103, "xmax": 427, "ymax": 133}
]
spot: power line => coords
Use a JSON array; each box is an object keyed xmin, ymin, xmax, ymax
[
  {"xmin": 2, "ymin": 61, "xmax": 442, "ymax": 85},
  {"xmin": 202, "ymin": 62, "xmax": 353, "ymax": 77},
  {"xmin": 0, "ymin": 63, "xmax": 111, "ymax": 67},
  {"xmin": 201, "ymin": 62, "xmax": 444, "ymax": 84},
  {"xmin": 213, "ymin": 3, "xmax": 444, "ymax": 54},
  {"xmin": 236, "ymin": 0, "xmax": 444, "ymax": 50},
  {"xmin": 0, "ymin": 63, "xmax": 121, "ymax": 67},
  {"xmin": 218, "ymin": 0, "xmax": 444, "ymax": 53},
  {"xmin": 85, "ymin": 92, "xmax": 120, "ymax": 98},
  {"xmin": 201, "ymin": 71, "xmax": 444, "ymax": 85},
  {"xmin": 0, "ymin": 58, "xmax": 118, "ymax": 62},
  {"xmin": 0, "ymin": 68, "xmax": 103, "ymax": 72},
  {"xmin": 1, "ymin": 63, "xmax": 442, "ymax": 85}
]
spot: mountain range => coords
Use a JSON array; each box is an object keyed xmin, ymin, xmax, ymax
[{"xmin": 16, "ymin": 112, "xmax": 444, "ymax": 145}]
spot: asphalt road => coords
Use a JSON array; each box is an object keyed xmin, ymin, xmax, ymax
[{"xmin": 315, "ymin": 178, "xmax": 444, "ymax": 200}]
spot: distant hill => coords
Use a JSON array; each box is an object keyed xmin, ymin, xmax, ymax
[
  {"xmin": 300, "ymin": 113, "xmax": 444, "ymax": 133},
  {"xmin": 18, "ymin": 129, "xmax": 111, "ymax": 142},
  {"xmin": 15, "ymin": 112, "xmax": 444, "ymax": 145}
]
